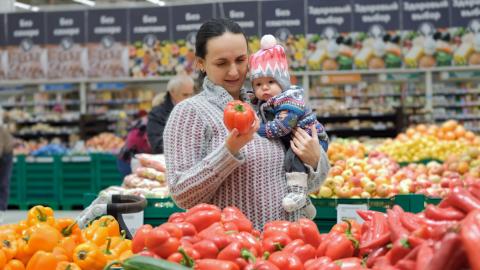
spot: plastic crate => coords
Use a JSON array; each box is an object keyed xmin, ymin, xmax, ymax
[
  {"xmin": 24, "ymin": 156, "xmax": 61, "ymax": 209},
  {"xmin": 8, "ymin": 155, "xmax": 26, "ymax": 209},
  {"xmin": 60, "ymin": 155, "xmax": 96, "ymax": 210},
  {"xmin": 92, "ymin": 153, "xmax": 123, "ymax": 190}
]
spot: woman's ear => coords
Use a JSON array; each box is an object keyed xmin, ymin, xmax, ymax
[{"xmin": 195, "ymin": 57, "xmax": 205, "ymax": 72}]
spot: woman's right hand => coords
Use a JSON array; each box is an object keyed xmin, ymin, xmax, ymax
[{"xmin": 225, "ymin": 115, "xmax": 259, "ymax": 155}]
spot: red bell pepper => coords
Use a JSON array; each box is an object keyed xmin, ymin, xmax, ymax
[
  {"xmin": 198, "ymin": 222, "xmax": 234, "ymax": 250},
  {"xmin": 244, "ymin": 260, "xmax": 280, "ymax": 270},
  {"xmin": 460, "ymin": 209, "xmax": 480, "ymax": 270},
  {"xmin": 185, "ymin": 207, "xmax": 222, "ymax": 233},
  {"xmin": 424, "ymin": 204, "xmax": 465, "ymax": 221},
  {"xmin": 194, "ymin": 259, "xmax": 240, "ymax": 270},
  {"xmin": 415, "ymin": 243, "xmax": 433, "ymax": 270},
  {"xmin": 158, "ymin": 222, "xmax": 183, "ymax": 239},
  {"xmin": 193, "ymin": 239, "xmax": 220, "ymax": 259},
  {"xmin": 395, "ymin": 259, "xmax": 416, "ymax": 270},
  {"xmin": 187, "ymin": 203, "xmax": 222, "ymax": 215},
  {"xmin": 331, "ymin": 219, "xmax": 361, "ymax": 242},
  {"xmin": 217, "ymin": 241, "xmax": 257, "ymax": 269},
  {"xmin": 168, "ymin": 212, "xmax": 187, "ymax": 223},
  {"xmin": 444, "ymin": 187, "xmax": 480, "ymax": 213},
  {"xmin": 297, "ymin": 218, "xmax": 322, "ymax": 248},
  {"xmin": 221, "ymin": 206, "xmax": 253, "ymax": 233},
  {"xmin": 282, "ymin": 239, "xmax": 316, "ymax": 263},
  {"xmin": 267, "ymin": 251, "xmax": 303, "ymax": 270},
  {"xmin": 304, "ymin": 257, "xmax": 340, "ymax": 270},
  {"xmin": 231, "ymin": 231, "xmax": 262, "ymax": 256},
  {"xmin": 132, "ymin": 224, "xmax": 152, "ymax": 253},
  {"xmin": 335, "ymin": 257, "xmax": 366, "ymax": 270},
  {"xmin": 317, "ymin": 231, "xmax": 357, "ymax": 260},
  {"xmin": 262, "ymin": 232, "xmax": 292, "ymax": 254},
  {"xmin": 144, "ymin": 227, "xmax": 181, "ymax": 258},
  {"xmin": 167, "ymin": 246, "xmax": 201, "ymax": 267},
  {"xmin": 263, "ymin": 221, "xmax": 303, "ymax": 241}
]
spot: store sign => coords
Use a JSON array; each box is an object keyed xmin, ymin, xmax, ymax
[
  {"xmin": 171, "ymin": 4, "xmax": 214, "ymax": 44},
  {"xmin": 307, "ymin": 0, "xmax": 353, "ymax": 34},
  {"xmin": 353, "ymin": 0, "xmax": 400, "ymax": 32},
  {"xmin": 129, "ymin": 7, "xmax": 170, "ymax": 44},
  {"xmin": 450, "ymin": 0, "xmax": 480, "ymax": 28},
  {"xmin": 87, "ymin": 9, "xmax": 128, "ymax": 43},
  {"xmin": 7, "ymin": 12, "xmax": 45, "ymax": 46},
  {"xmin": 46, "ymin": 11, "xmax": 86, "ymax": 45},
  {"xmin": 402, "ymin": 0, "xmax": 450, "ymax": 30},
  {"xmin": 261, "ymin": 0, "xmax": 305, "ymax": 40},
  {"xmin": 337, "ymin": 204, "xmax": 368, "ymax": 224},
  {"xmin": 218, "ymin": 2, "xmax": 259, "ymax": 37}
]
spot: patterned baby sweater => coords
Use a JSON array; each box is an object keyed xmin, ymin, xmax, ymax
[{"xmin": 163, "ymin": 78, "xmax": 330, "ymax": 230}]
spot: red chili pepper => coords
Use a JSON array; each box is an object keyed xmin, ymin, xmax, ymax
[
  {"xmin": 413, "ymin": 219, "xmax": 458, "ymax": 240},
  {"xmin": 194, "ymin": 259, "xmax": 240, "ymax": 270},
  {"xmin": 460, "ymin": 209, "xmax": 480, "ymax": 270},
  {"xmin": 357, "ymin": 210, "xmax": 376, "ymax": 222},
  {"xmin": 185, "ymin": 208, "xmax": 222, "ymax": 233},
  {"xmin": 217, "ymin": 241, "xmax": 257, "ymax": 269},
  {"xmin": 426, "ymin": 232, "xmax": 467, "ymax": 270},
  {"xmin": 175, "ymin": 222, "xmax": 198, "ymax": 237},
  {"xmin": 415, "ymin": 243, "xmax": 433, "ymax": 270},
  {"xmin": 297, "ymin": 218, "xmax": 322, "ymax": 248},
  {"xmin": 468, "ymin": 182, "xmax": 480, "ymax": 200},
  {"xmin": 444, "ymin": 187, "xmax": 480, "ymax": 213},
  {"xmin": 365, "ymin": 246, "xmax": 389, "ymax": 268},
  {"xmin": 386, "ymin": 238, "xmax": 412, "ymax": 265},
  {"xmin": 282, "ymin": 239, "xmax": 316, "ymax": 263},
  {"xmin": 335, "ymin": 257, "xmax": 366, "ymax": 270},
  {"xmin": 244, "ymin": 259, "xmax": 280, "ymax": 270},
  {"xmin": 144, "ymin": 227, "xmax": 181, "ymax": 258},
  {"xmin": 395, "ymin": 259, "xmax": 416, "ymax": 270},
  {"xmin": 387, "ymin": 207, "xmax": 409, "ymax": 242},
  {"xmin": 221, "ymin": 206, "xmax": 253, "ymax": 233},
  {"xmin": 132, "ymin": 224, "xmax": 152, "ymax": 253},
  {"xmin": 399, "ymin": 212, "xmax": 424, "ymax": 232},
  {"xmin": 424, "ymin": 204, "xmax": 465, "ymax": 221},
  {"xmin": 236, "ymin": 232, "xmax": 262, "ymax": 256},
  {"xmin": 359, "ymin": 212, "xmax": 390, "ymax": 251},
  {"xmin": 267, "ymin": 251, "xmax": 303, "ymax": 270},
  {"xmin": 193, "ymin": 239, "xmax": 220, "ymax": 259},
  {"xmin": 304, "ymin": 257, "xmax": 333, "ymax": 270}
]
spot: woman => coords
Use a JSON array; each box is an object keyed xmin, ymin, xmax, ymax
[{"xmin": 163, "ymin": 18, "xmax": 329, "ymax": 229}]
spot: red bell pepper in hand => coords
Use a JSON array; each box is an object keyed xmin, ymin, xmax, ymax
[
  {"xmin": 424, "ymin": 204, "xmax": 465, "ymax": 221},
  {"xmin": 132, "ymin": 224, "xmax": 152, "ymax": 253},
  {"xmin": 221, "ymin": 206, "xmax": 253, "ymax": 233},
  {"xmin": 217, "ymin": 241, "xmax": 257, "ymax": 269},
  {"xmin": 244, "ymin": 260, "xmax": 280, "ymax": 270},
  {"xmin": 460, "ymin": 209, "xmax": 480, "ymax": 270},
  {"xmin": 444, "ymin": 187, "xmax": 480, "ymax": 213},
  {"xmin": 267, "ymin": 251, "xmax": 303, "ymax": 270},
  {"xmin": 144, "ymin": 227, "xmax": 181, "ymax": 258},
  {"xmin": 282, "ymin": 239, "xmax": 316, "ymax": 263},
  {"xmin": 194, "ymin": 259, "xmax": 240, "ymax": 270},
  {"xmin": 297, "ymin": 218, "xmax": 322, "ymax": 248}
]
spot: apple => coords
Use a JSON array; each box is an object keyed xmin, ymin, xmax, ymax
[
  {"xmin": 324, "ymin": 177, "xmax": 336, "ymax": 188},
  {"xmin": 333, "ymin": 175, "xmax": 345, "ymax": 186},
  {"xmin": 351, "ymin": 187, "xmax": 363, "ymax": 196},
  {"xmin": 350, "ymin": 176, "xmax": 362, "ymax": 187},
  {"xmin": 428, "ymin": 175, "xmax": 441, "ymax": 184},
  {"xmin": 361, "ymin": 191, "xmax": 371, "ymax": 198},
  {"xmin": 360, "ymin": 177, "xmax": 372, "ymax": 187},
  {"xmin": 335, "ymin": 186, "xmax": 352, "ymax": 198},
  {"xmin": 342, "ymin": 169, "xmax": 354, "ymax": 180},
  {"xmin": 319, "ymin": 186, "xmax": 333, "ymax": 198},
  {"xmin": 376, "ymin": 184, "xmax": 391, "ymax": 197},
  {"xmin": 330, "ymin": 166, "xmax": 343, "ymax": 176},
  {"xmin": 374, "ymin": 176, "xmax": 388, "ymax": 185},
  {"xmin": 365, "ymin": 181, "xmax": 377, "ymax": 193},
  {"xmin": 398, "ymin": 184, "xmax": 410, "ymax": 195}
]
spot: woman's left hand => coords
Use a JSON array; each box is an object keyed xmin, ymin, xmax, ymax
[{"xmin": 290, "ymin": 126, "xmax": 321, "ymax": 168}]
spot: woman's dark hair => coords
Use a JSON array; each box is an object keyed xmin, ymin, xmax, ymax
[{"xmin": 195, "ymin": 18, "xmax": 248, "ymax": 83}]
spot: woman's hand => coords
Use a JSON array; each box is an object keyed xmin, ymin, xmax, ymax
[
  {"xmin": 291, "ymin": 126, "xmax": 321, "ymax": 168},
  {"xmin": 225, "ymin": 115, "xmax": 260, "ymax": 155}
]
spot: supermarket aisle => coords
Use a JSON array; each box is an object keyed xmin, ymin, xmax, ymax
[{"xmin": 1, "ymin": 210, "xmax": 82, "ymax": 225}]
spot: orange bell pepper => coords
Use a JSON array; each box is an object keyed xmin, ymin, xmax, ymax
[
  {"xmin": 14, "ymin": 238, "xmax": 32, "ymax": 266},
  {"xmin": 24, "ymin": 223, "xmax": 62, "ymax": 254},
  {"xmin": 52, "ymin": 246, "xmax": 69, "ymax": 262},
  {"xmin": 27, "ymin": 206, "xmax": 55, "ymax": 227},
  {"xmin": 114, "ymin": 239, "xmax": 132, "ymax": 256},
  {"xmin": 102, "ymin": 237, "xmax": 119, "ymax": 263},
  {"xmin": 0, "ymin": 249, "xmax": 7, "ymax": 269},
  {"xmin": 16, "ymin": 220, "xmax": 29, "ymax": 235},
  {"xmin": 56, "ymin": 219, "xmax": 82, "ymax": 241},
  {"xmin": 26, "ymin": 251, "xmax": 59, "ymax": 270},
  {"xmin": 97, "ymin": 216, "xmax": 120, "ymax": 237},
  {"xmin": 118, "ymin": 250, "xmax": 133, "ymax": 261},
  {"xmin": 4, "ymin": 259, "xmax": 26, "ymax": 270},
  {"xmin": 73, "ymin": 242, "xmax": 107, "ymax": 270},
  {"xmin": 2, "ymin": 236, "xmax": 18, "ymax": 260},
  {"xmin": 57, "ymin": 236, "xmax": 79, "ymax": 261},
  {"xmin": 55, "ymin": 261, "xmax": 82, "ymax": 270}
]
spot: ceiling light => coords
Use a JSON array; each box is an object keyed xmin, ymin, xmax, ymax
[
  {"xmin": 72, "ymin": 0, "xmax": 95, "ymax": 7},
  {"xmin": 145, "ymin": 0, "xmax": 165, "ymax": 6},
  {"xmin": 14, "ymin": 1, "xmax": 40, "ymax": 12}
]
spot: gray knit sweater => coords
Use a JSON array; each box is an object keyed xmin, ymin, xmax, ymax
[{"xmin": 163, "ymin": 78, "xmax": 330, "ymax": 229}]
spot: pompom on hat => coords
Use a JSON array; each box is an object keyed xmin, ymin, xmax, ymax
[{"xmin": 249, "ymin": 34, "xmax": 291, "ymax": 91}]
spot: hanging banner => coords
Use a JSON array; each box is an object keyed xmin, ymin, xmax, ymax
[
  {"xmin": 46, "ymin": 11, "xmax": 87, "ymax": 79},
  {"xmin": 307, "ymin": 0, "xmax": 353, "ymax": 34},
  {"xmin": 6, "ymin": 12, "xmax": 47, "ymax": 79},
  {"xmin": 171, "ymin": 4, "xmax": 214, "ymax": 45},
  {"xmin": 0, "ymin": 14, "xmax": 6, "ymax": 80},
  {"xmin": 217, "ymin": 2, "xmax": 260, "ymax": 37},
  {"xmin": 450, "ymin": 0, "xmax": 480, "ymax": 28},
  {"xmin": 352, "ymin": 0, "xmax": 401, "ymax": 32},
  {"xmin": 260, "ymin": 0, "xmax": 305, "ymax": 39},
  {"xmin": 129, "ymin": 7, "xmax": 170, "ymax": 77},
  {"xmin": 402, "ymin": 0, "xmax": 450, "ymax": 30},
  {"xmin": 87, "ymin": 9, "xmax": 128, "ymax": 78}
]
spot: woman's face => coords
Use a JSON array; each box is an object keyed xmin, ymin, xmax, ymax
[{"xmin": 197, "ymin": 32, "xmax": 248, "ymax": 98}]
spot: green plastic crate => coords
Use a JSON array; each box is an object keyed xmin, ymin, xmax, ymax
[
  {"xmin": 60, "ymin": 156, "xmax": 96, "ymax": 210},
  {"xmin": 92, "ymin": 153, "xmax": 123, "ymax": 190},
  {"xmin": 24, "ymin": 156, "xmax": 60, "ymax": 209},
  {"xmin": 8, "ymin": 155, "xmax": 26, "ymax": 209}
]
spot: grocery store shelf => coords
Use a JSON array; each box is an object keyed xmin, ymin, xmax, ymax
[
  {"xmin": 318, "ymin": 113, "xmax": 397, "ymax": 122},
  {"xmin": 433, "ymin": 102, "xmax": 480, "ymax": 108},
  {"xmin": 434, "ymin": 90, "xmax": 480, "ymax": 95},
  {"xmin": 434, "ymin": 114, "xmax": 480, "ymax": 120}
]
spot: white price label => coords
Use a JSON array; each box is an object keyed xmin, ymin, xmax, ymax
[
  {"xmin": 121, "ymin": 211, "xmax": 144, "ymax": 237},
  {"xmin": 337, "ymin": 204, "xmax": 368, "ymax": 224}
]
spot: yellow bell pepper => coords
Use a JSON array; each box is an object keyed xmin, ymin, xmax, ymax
[
  {"xmin": 26, "ymin": 251, "xmax": 59, "ymax": 270},
  {"xmin": 27, "ymin": 206, "xmax": 55, "ymax": 227},
  {"xmin": 4, "ymin": 259, "xmax": 26, "ymax": 270},
  {"xmin": 55, "ymin": 261, "xmax": 82, "ymax": 270},
  {"xmin": 24, "ymin": 223, "xmax": 62, "ymax": 254},
  {"xmin": 73, "ymin": 242, "xmax": 107, "ymax": 270}
]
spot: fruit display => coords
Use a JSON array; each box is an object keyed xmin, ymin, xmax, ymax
[
  {"xmin": 85, "ymin": 133, "xmax": 124, "ymax": 154},
  {"xmin": 307, "ymin": 33, "xmax": 355, "ymax": 71},
  {"xmin": 327, "ymin": 139, "xmax": 367, "ymax": 164},
  {"xmin": 0, "ymin": 206, "xmax": 132, "ymax": 269}
]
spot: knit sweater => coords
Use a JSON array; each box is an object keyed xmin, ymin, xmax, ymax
[{"xmin": 163, "ymin": 78, "xmax": 330, "ymax": 230}]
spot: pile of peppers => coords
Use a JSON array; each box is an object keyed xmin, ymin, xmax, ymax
[
  {"xmin": 0, "ymin": 206, "xmax": 132, "ymax": 270},
  {"xmin": 132, "ymin": 184, "xmax": 480, "ymax": 270}
]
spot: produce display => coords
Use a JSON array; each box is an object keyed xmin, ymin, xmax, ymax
[
  {"xmin": 327, "ymin": 139, "xmax": 367, "ymax": 165},
  {"xmin": 85, "ymin": 133, "xmax": 124, "ymax": 154}
]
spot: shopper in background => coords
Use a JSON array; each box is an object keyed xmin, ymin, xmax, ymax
[
  {"xmin": 147, "ymin": 74, "xmax": 195, "ymax": 154},
  {"xmin": 248, "ymin": 34, "xmax": 330, "ymax": 220},
  {"xmin": 0, "ymin": 108, "xmax": 14, "ymax": 223},
  {"xmin": 163, "ymin": 18, "xmax": 330, "ymax": 230}
]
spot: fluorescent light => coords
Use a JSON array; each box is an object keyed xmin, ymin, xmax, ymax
[
  {"xmin": 14, "ymin": 1, "xmax": 40, "ymax": 12},
  {"xmin": 72, "ymin": 0, "xmax": 95, "ymax": 7},
  {"xmin": 146, "ymin": 0, "xmax": 165, "ymax": 6}
]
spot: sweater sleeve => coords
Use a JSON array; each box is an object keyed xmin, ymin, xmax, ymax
[
  {"xmin": 163, "ymin": 101, "xmax": 246, "ymax": 209},
  {"xmin": 257, "ymin": 110, "xmax": 298, "ymax": 138},
  {"xmin": 305, "ymin": 148, "xmax": 330, "ymax": 194}
]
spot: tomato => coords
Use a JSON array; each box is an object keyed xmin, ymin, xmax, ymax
[{"xmin": 223, "ymin": 100, "xmax": 255, "ymax": 134}]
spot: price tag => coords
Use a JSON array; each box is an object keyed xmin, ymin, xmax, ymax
[
  {"xmin": 121, "ymin": 211, "xmax": 144, "ymax": 237},
  {"xmin": 337, "ymin": 204, "xmax": 368, "ymax": 224}
]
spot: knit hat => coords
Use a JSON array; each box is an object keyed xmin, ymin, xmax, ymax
[{"xmin": 249, "ymin": 35, "xmax": 291, "ymax": 91}]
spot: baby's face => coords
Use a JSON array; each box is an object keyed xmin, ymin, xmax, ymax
[{"xmin": 253, "ymin": 77, "xmax": 282, "ymax": 101}]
